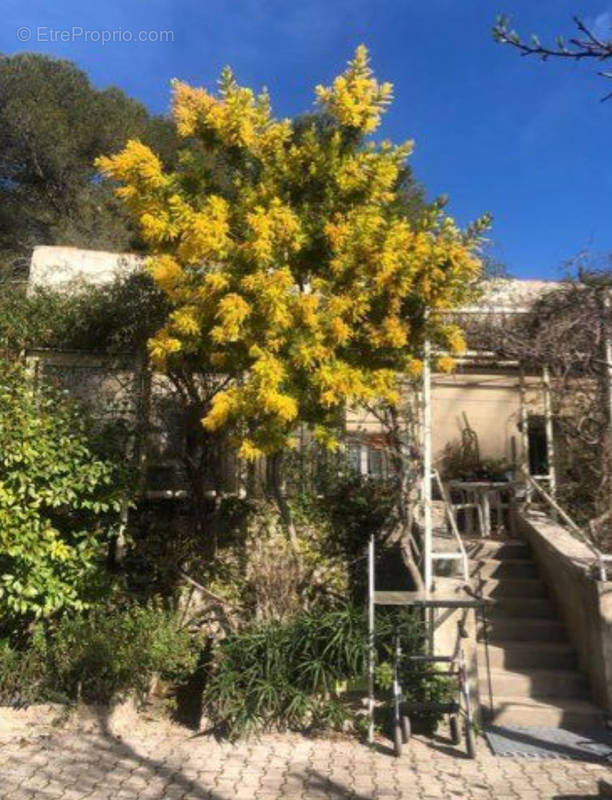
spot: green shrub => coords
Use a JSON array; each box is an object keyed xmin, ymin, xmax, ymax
[
  {"xmin": 317, "ymin": 476, "xmax": 395, "ymax": 602},
  {"xmin": 0, "ymin": 626, "xmax": 49, "ymax": 705},
  {"xmin": 203, "ymin": 605, "xmax": 367, "ymax": 739},
  {"xmin": 323, "ymin": 476, "xmax": 395, "ymax": 558},
  {"xmin": 164, "ymin": 498, "xmax": 349, "ymax": 624},
  {"xmin": 0, "ymin": 600, "xmax": 452, "ymax": 740},
  {"xmin": 202, "ymin": 602, "xmax": 450, "ymax": 740},
  {"xmin": 49, "ymin": 602, "xmax": 198, "ymax": 703},
  {"xmin": 0, "ymin": 357, "xmax": 127, "ymax": 628},
  {"xmin": 375, "ymin": 610, "xmax": 454, "ymax": 733},
  {"xmin": 0, "ymin": 602, "xmax": 198, "ymax": 705},
  {"xmin": 203, "ymin": 604, "xmax": 453, "ymax": 741}
]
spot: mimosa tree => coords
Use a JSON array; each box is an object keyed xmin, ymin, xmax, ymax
[{"xmin": 98, "ymin": 47, "xmax": 489, "ymax": 574}]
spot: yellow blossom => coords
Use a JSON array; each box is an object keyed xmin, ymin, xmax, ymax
[
  {"xmin": 436, "ymin": 355, "xmax": 456, "ymax": 374},
  {"xmin": 238, "ymin": 439, "xmax": 264, "ymax": 461},
  {"xmin": 177, "ymin": 196, "xmax": 230, "ymax": 264},
  {"xmin": 96, "ymin": 140, "xmax": 167, "ymax": 191},
  {"xmin": 170, "ymin": 306, "xmax": 200, "ymax": 337},
  {"xmin": 211, "ymin": 294, "xmax": 251, "ymax": 343},
  {"xmin": 202, "ymin": 389, "xmax": 237, "ymax": 431},
  {"xmin": 315, "ymin": 45, "xmax": 393, "ymax": 133},
  {"xmin": 148, "ymin": 330, "xmax": 182, "ymax": 368},
  {"xmin": 148, "ymin": 256, "xmax": 184, "ymax": 295}
]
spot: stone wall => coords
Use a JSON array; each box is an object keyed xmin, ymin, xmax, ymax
[{"xmin": 513, "ymin": 507, "xmax": 612, "ymax": 717}]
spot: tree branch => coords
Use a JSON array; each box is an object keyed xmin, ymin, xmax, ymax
[{"xmin": 493, "ymin": 15, "xmax": 612, "ymax": 99}]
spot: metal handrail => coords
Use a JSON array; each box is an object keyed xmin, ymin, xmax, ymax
[
  {"xmin": 522, "ymin": 469, "xmax": 611, "ymax": 582},
  {"xmin": 432, "ymin": 469, "xmax": 470, "ymax": 584}
]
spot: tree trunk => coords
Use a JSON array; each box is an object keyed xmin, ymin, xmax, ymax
[
  {"xmin": 267, "ymin": 451, "xmax": 299, "ymax": 549},
  {"xmin": 387, "ymin": 404, "xmax": 425, "ymax": 592}
]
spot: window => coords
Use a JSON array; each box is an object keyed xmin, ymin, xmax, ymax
[{"xmin": 346, "ymin": 440, "xmax": 385, "ymax": 479}]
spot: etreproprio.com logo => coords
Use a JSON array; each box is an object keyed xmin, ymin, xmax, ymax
[{"xmin": 16, "ymin": 26, "xmax": 174, "ymax": 44}]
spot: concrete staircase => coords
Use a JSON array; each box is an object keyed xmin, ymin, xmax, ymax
[{"xmin": 469, "ymin": 537, "xmax": 602, "ymax": 729}]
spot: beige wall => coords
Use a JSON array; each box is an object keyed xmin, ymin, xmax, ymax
[
  {"xmin": 431, "ymin": 373, "xmax": 542, "ymax": 467},
  {"xmin": 29, "ymin": 246, "xmax": 143, "ymax": 290},
  {"xmin": 347, "ymin": 372, "xmax": 546, "ymax": 469}
]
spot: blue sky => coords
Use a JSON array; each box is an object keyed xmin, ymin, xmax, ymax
[{"xmin": 2, "ymin": 0, "xmax": 611, "ymax": 279}]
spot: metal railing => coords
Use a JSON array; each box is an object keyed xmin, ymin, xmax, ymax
[
  {"xmin": 431, "ymin": 469, "xmax": 470, "ymax": 584},
  {"xmin": 522, "ymin": 469, "xmax": 612, "ymax": 582}
]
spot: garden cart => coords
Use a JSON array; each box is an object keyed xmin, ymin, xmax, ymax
[
  {"xmin": 368, "ymin": 562, "xmax": 485, "ymax": 759},
  {"xmin": 390, "ymin": 618, "xmax": 476, "ymax": 758}
]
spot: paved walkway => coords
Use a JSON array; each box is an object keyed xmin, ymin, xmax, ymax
[{"xmin": 0, "ymin": 706, "xmax": 610, "ymax": 799}]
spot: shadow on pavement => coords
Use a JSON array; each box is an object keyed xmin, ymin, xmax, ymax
[{"xmin": 553, "ymin": 778, "xmax": 612, "ymax": 800}]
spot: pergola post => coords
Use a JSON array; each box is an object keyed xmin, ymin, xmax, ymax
[
  {"xmin": 603, "ymin": 292, "xmax": 612, "ymax": 532},
  {"xmin": 422, "ymin": 332, "xmax": 433, "ymax": 593},
  {"xmin": 542, "ymin": 365, "xmax": 557, "ymax": 503},
  {"xmin": 519, "ymin": 367, "xmax": 531, "ymax": 501},
  {"xmin": 367, "ymin": 534, "xmax": 375, "ymax": 744}
]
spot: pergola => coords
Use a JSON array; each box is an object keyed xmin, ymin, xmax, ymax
[{"xmin": 365, "ymin": 302, "xmax": 612, "ymax": 743}]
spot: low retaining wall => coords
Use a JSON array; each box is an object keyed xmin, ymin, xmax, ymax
[{"xmin": 513, "ymin": 507, "xmax": 612, "ymax": 718}]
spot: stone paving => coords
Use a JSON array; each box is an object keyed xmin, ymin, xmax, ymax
[{"xmin": 0, "ymin": 707, "xmax": 611, "ymax": 799}]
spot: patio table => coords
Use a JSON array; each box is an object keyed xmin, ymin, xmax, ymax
[{"xmin": 446, "ymin": 480, "xmax": 516, "ymax": 537}]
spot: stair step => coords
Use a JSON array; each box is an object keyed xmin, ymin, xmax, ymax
[
  {"xmin": 479, "ymin": 641, "xmax": 577, "ymax": 670},
  {"xmin": 471, "ymin": 559, "xmax": 539, "ymax": 579},
  {"xmin": 472, "ymin": 537, "xmax": 601, "ymax": 729},
  {"xmin": 479, "ymin": 668, "xmax": 588, "ymax": 699},
  {"xmin": 484, "ymin": 696, "xmax": 602, "ymax": 729},
  {"xmin": 475, "ymin": 577, "xmax": 548, "ymax": 598},
  {"xmin": 487, "ymin": 597, "xmax": 556, "ymax": 618},
  {"xmin": 479, "ymin": 618, "xmax": 566, "ymax": 643},
  {"xmin": 465, "ymin": 539, "xmax": 531, "ymax": 561},
  {"xmin": 432, "ymin": 552, "xmax": 464, "ymax": 560}
]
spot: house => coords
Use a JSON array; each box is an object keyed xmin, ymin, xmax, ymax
[
  {"xmin": 29, "ymin": 245, "xmax": 566, "ymax": 491},
  {"xmin": 26, "ymin": 245, "xmax": 612, "ymax": 730}
]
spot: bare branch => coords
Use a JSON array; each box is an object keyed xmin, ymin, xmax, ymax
[{"xmin": 493, "ymin": 14, "xmax": 612, "ymax": 99}]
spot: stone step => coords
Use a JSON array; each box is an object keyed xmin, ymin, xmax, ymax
[
  {"xmin": 465, "ymin": 539, "xmax": 531, "ymax": 561},
  {"xmin": 478, "ymin": 618, "xmax": 567, "ymax": 643},
  {"xmin": 479, "ymin": 641, "xmax": 577, "ymax": 670},
  {"xmin": 484, "ymin": 696, "xmax": 602, "ymax": 729},
  {"xmin": 479, "ymin": 668, "xmax": 588, "ymax": 699},
  {"xmin": 486, "ymin": 596, "xmax": 556, "ymax": 618},
  {"xmin": 474, "ymin": 577, "xmax": 548, "ymax": 598},
  {"xmin": 470, "ymin": 559, "xmax": 539, "ymax": 579}
]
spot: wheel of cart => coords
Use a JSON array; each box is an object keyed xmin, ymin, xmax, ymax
[
  {"xmin": 456, "ymin": 617, "xmax": 477, "ymax": 758},
  {"xmin": 390, "ymin": 632, "xmax": 412, "ymax": 756},
  {"xmin": 390, "ymin": 622, "xmax": 477, "ymax": 759}
]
